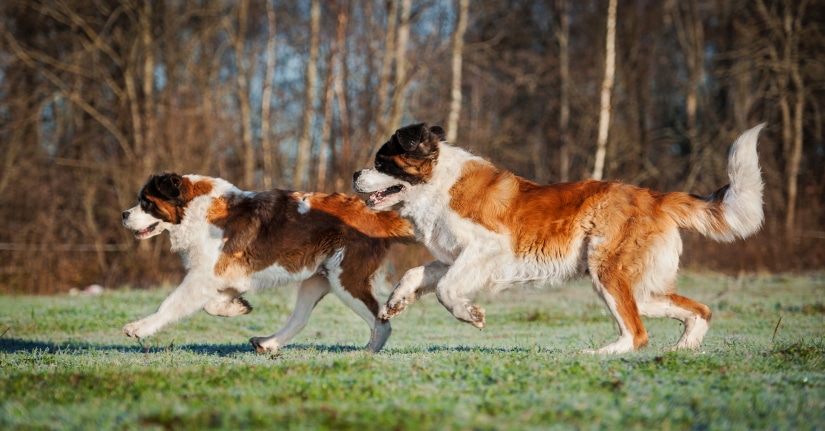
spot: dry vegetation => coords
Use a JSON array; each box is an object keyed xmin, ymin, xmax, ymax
[{"xmin": 0, "ymin": 0, "xmax": 823, "ymax": 293}]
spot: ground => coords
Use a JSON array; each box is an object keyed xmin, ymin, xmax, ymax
[{"xmin": 1, "ymin": 272, "xmax": 823, "ymax": 430}]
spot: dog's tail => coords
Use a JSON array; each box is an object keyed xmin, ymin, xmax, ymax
[{"xmin": 662, "ymin": 124, "xmax": 765, "ymax": 242}]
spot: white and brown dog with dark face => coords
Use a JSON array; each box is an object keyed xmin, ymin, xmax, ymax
[
  {"xmin": 353, "ymin": 123, "xmax": 765, "ymax": 354},
  {"xmin": 121, "ymin": 173, "xmax": 413, "ymax": 353}
]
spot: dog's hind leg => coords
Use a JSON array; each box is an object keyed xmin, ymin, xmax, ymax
[
  {"xmin": 584, "ymin": 270, "xmax": 649, "ymax": 354},
  {"xmin": 250, "ymin": 275, "xmax": 330, "ymax": 353},
  {"xmin": 638, "ymin": 292, "xmax": 711, "ymax": 350},
  {"xmin": 204, "ymin": 288, "xmax": 253, "ymax": 317},
  {"xmin": 381, "ymin": 260, "xmax": 448, "ymax": 320}
]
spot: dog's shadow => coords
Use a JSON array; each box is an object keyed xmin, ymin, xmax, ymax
[
  {"xmin": 0, "ymin": 337, "xmax": 539, "ymax": 356},
  {"xmin": 0, "ymin": 337, "xmax": 360, "ymax": 356}
]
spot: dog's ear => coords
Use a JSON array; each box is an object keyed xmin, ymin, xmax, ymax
[
  {"xmin": 394, "ymin": 123, "xmax": 430, "ymax": 152},
  {"xmin": 155, "ymin": 173, "xmax": 183, "ymax": 200},
  {"xmin": 429, "ymin": 126, "xmax": 446, "ymax": 141}
]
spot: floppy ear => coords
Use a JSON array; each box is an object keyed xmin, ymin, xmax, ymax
[
  {"xmin": 429, "ymin": 126, "xmax": 446, "ymax": 141},
  {"xmin": 395, "ymin": 123, "xmax": 430, "ymax": 152},
  {"xmin": 155, "ymin": 173, "xmax": 183, "ymax": 200}
]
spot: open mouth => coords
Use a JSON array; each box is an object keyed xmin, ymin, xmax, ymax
[
  {"xmin": 367, "ymin": 184, "xmax": 406, "ymax": 208},
  {"xmin": 133, "ymin": 222, "xmax": 160, "ymax": 239}
]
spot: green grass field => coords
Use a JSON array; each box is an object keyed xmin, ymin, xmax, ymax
[{"xmin": 1, "ymin": 272, "xmax": 823, "ymax": 430}]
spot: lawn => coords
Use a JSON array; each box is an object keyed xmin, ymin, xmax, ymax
[{"xmin": 1, "ymin": 272, "xmax": 823, "ymax": 430}]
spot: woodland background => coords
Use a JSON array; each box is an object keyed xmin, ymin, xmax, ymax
[{"xmin": 0, "ymin": 0, "xmax": 823, "ymax": 294}]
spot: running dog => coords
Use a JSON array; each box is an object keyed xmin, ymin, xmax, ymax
[
  {"xmin": 353, "ymin": 123, "xmax": 765, "ymax": 353},
  {"xmin": 122, "ymin": 173, "xmax": 413, "ymax": 352}
]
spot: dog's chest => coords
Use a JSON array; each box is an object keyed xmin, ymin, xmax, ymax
[{"xmin": 403, "ymin": 193, "xmax": 504, "ymax": 264}]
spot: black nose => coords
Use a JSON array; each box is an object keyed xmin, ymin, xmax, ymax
[
  {"xmin": 122, "ymin": 211, "xmax": 129, "ymax": 220},
  {"xmin": 353, "ymin": 171, "xmax": 361, "ymax": 182}
]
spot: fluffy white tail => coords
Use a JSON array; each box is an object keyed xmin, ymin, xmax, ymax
[{"xmin": 666, "ymin": 124, "xmax": 765, "ymax": 242}]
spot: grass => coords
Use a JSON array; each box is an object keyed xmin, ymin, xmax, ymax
[{"xmin": 1, "ymin": 272, "xmax": 823, "ymax": 430}]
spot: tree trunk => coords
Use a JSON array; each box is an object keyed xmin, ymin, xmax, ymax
[
  {"xmin": 294, "ymin": 0, "xmax": 321, "ymax": 190},
  {"xmin": 387, "ymin": 0, "xmax": 412, "ymax": 133},
  {"xmin": 231, "ymin": 0, "xmax": 255, "ymax": 189},
  {"xmin": 557, "ymin": 0, "xmax": 571, "ymax": 183},
  {"xmin": 261, "ymin": 2, "xmax": 277, "ymax": 190},
  {"xmin": 140, "ymin": 1, "xmax": 156, "ymax": 174},
  {"xmin": 592, "ymin": 0, "xmax": 617, "ymax": 181},
  {"xmin": 446, "ymin": 0, "xmax": 469, "ymax": 143},
  {"xmin": 333, "ymin": 1, "xmax": 352, "ymax": 191}
]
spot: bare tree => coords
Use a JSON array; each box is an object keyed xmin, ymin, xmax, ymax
[
  {"xmin": 669, "ymin": 0, "xmax": 707, "ymax": 192},
  {"xmin": 294, "ymin": 0, "xmax": 321, "ymax": 189},
  {"xmin": 592, "ymin": 0, "xmax": 617, "ymax": 181},
  {"xmin": 755, "ymin": 0, "xmax": 808, "ymax": 240},
  {"xmin": 446, "ymin": 0, "xmax": 469, "ymax": 143},
  {"xmin": 556, "ymin": 0, "xmax": 571, "ymax": 182},
  {"xmin": 227, "ymin": 0, "xmax": 255, "ymax": 189},
  {"xmin": 261, "ymin": 1, "xmax": 277, "ymax": 190},
  {"xmin": 387, "ymin": 0, "xmax": 412, "ymax": 133},
  {"xmin": 332, "ymin": 1, "xmax": 352, "ymax": 191}
]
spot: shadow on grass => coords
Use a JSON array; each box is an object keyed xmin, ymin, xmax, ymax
[{"xmin": 0, "ymin": 337, "xmax": 546, "ymax": 356}]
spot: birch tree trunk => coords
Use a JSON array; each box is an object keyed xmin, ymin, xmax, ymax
[
  {"xmin": 260, "ymin": 2, "xmax": 277, "ymax": 190},
  {"xmin": 294, "ymin": 0, "xmax": 321, "ymax": 189},
  {"xmin": 592, "ymin": 0, "xmax": 617, "ymax": 181},
  {"xmin": 446, "ymin": 0, "xmax": 469, "ymax": 143},
  {"xmin": 333, "ymin": 2, "xmax": 352, "ymax": 190}
]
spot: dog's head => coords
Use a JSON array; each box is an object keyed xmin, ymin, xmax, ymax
[
  {"xmin": 122, "ymin": 173, "xmax": 192, "ymax": 239},
  {"xmin": 353, "ymin": 123, "xmax": 445, "ymax": 210}
]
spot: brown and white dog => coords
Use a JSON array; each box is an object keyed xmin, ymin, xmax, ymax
[
  {"xmin": 121, "ymin": 173, "xmax": 413, "ymax": 353},
  {"xmin": 353, "ymin": 123, "xmax": 765, "ymax": 354}
]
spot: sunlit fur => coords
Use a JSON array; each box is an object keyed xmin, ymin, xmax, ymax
[
  {"xmin": 121, "ymin": 173, "xmax": 413, "ymax": 353},
  {"xmin": 353, "ymin": 123, "xmax": 765, "ymax": 354}
]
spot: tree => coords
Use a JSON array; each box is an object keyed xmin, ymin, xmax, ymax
[
  {"xmin": 592, "ymin": 0, "xmax": 617, "ymax": 181},
  {"xmin": 294, "ymin": 0, "xmax": 321, "ymax": 190},
  {"xmin": 260, "ymin": 1, "xmax": 277, "ymax": 190},
  {"xmin": 446, "ymin": 0, "xmax": 469, "ymax": 143}
]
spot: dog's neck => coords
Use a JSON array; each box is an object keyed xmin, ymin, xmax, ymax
[{"xmin": 167, "ymin": 193, "xmax": 227, "ymax": 269}]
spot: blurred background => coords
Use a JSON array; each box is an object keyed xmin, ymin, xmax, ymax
[{"xmin": 0, "ymin": 0, "xmax": 822, "ymax": 293}]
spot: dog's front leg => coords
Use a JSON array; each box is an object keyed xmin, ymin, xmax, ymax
[
  {"xmin": 123, "ymin": 273, "xmax": 219, "ymax": 339},
  {"xmin": 380, "ymin": 260, "xmax": 449, "ymax": 320},
  {"xmin": 433, "ymin": 251, "xmax": 494, "ymax": 329}
]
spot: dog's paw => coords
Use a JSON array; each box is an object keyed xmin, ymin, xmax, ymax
[
  {"xmin": 249, "ymin": 336, "xmax": 280, "ymax": 354},
  {"xmin": 468, "ymin": 305, "xmax": 486, "ymax": 329},
  {"xmin": 379, "ymin": 302, "xmax": 407, "ymax": 320},
  {"xmin": 203, "ymin": 297, "xmax": 253, "ymax": 317},
  {"xmin": 122, "ymin": 320, "xmax": 153, "ymax": 339}
]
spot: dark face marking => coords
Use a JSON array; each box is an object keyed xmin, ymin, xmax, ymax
[
  {"xmin": 136, "ymin": 173, "xmax": 205, "ymax": 224},
  {"xmin": 373, "ymin": 123, "xmax": 444, "ymax": 185}
]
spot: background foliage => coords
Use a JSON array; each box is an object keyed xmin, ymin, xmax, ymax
[{"xmin": 1, "ymin": 0, "xmax": 823, "ymax": 293}]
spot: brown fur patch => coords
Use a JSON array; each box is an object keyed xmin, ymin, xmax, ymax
[
  {"xmin": 180, "ymin": 177, "xmax": 214, "ymax": 201},
  {"xmin": 207, "ymin": 190, "xmax": 412, "ymax": 310}
]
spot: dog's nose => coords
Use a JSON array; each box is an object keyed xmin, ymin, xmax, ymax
[
  {"xmin": 353, "ymin": 171, "xmax": 361, "ymax": 182},
  {"xmin": 122, "ymin": 211, "xmax": 129, "ymax": 220}
]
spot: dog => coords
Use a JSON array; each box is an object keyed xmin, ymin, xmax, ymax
[
  {"xmin": 353, "ymin": 123, "xmax": 765, "ymax": 354},
  {"xmin": 121, "ymin": 173, "xmax": 413, "ymax": 353}
]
